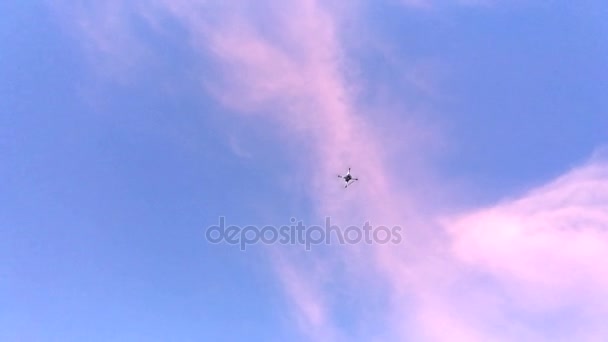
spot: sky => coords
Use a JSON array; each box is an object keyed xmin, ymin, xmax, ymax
[{"xmin": 1, "ymin": 0, "xmax": 608, "ymax": 341}]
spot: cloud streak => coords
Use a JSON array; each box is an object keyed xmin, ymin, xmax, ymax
[{"xmin": 444, "ymin": 156, "xmax": 608, "ymax": 338}]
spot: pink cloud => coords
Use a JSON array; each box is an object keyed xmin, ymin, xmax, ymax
[
  {"xmin": 447, "ymin": 158, "xmax": 608, "ymax": 313},
  {"xmin": 161, "ymin": 2, "xmax": 443, "ymax": 340},
  {"xmin": 368, "ymin": 155, "xmax": 608, "ymax": 341}
]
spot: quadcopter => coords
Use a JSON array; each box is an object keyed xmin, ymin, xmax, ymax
[{"xmin": 337, "ymin": 168, "xmax": 359, "ymax": 188}]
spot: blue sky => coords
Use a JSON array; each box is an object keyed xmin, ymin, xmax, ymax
[{"xmin": 2, "ymin": 1, "xmax": 608, "ymax": 341}]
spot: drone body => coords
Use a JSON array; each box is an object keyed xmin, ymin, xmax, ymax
[{"xmin": 338, "ymin": 168, "xmax": 358, "ymax": 188}]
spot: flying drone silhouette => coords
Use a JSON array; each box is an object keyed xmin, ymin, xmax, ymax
[{"xmin": 337, "ymin": 168, "xmax": 359, "ymax": 188}]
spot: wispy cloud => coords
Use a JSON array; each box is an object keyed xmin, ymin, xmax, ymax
[
  {"xmin": 444, "ymin": 155, "xmax": 608, "ymax": 337},
  {"xmin": 49, "ymin": 0, "xmax": 150, "ymax": 82}
]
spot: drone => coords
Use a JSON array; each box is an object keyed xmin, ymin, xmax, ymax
[{"xmin": 337, "ymin": 168, "xmax": 359, "ymax": 188}]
